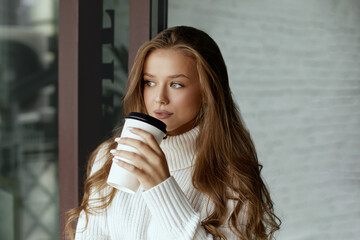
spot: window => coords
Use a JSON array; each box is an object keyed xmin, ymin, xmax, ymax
[{"xmin": 0, "ymin": 0, "xmax": 59, "ymax": 239}]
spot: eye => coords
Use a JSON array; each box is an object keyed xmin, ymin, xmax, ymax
[
  {"xmin": 144, "ymin": 80, "xmax": 155, "ymax": 87},
  {"xmin": 171, "ymin": 82, "xmax": 184, "ymax": 89}
]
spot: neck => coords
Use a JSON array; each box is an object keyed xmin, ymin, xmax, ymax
[
  {"xmin": 167, "ymin": 117, "xmax": 198, "ymax": 136},
  {"xmin": 160, "ymin": 126, "xmax": 199, "ymax": 171}
]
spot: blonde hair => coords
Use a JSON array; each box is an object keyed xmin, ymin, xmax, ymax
[{"xmin": 66, "ymin": 26, "xmax": 280, "ymax": 240}]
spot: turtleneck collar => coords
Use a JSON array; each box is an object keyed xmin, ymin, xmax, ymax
[{"xmin": 160, "ymin": 126, "xmax": 199, "ymax": 171}]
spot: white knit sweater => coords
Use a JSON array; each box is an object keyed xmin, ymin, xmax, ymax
[{"xmin": 75, "ymin": 127, "xmax": 240, "ymax": 240}]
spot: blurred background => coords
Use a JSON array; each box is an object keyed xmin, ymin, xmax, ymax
[
  {"xmin": 0, "ymin": 0, "xmax": 359, "ymax": 239},
  {"xmin": 0, "ymin": 0, "xmax": 59, "ymax": 239}
]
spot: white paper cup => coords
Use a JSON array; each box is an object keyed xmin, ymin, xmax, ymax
[{"xmin": 107, "ymin": 112, "xmax": 166, "ymax": 194}]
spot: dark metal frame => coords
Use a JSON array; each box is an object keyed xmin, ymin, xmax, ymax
[
  {"xmin": 58, "ymin": 0, "xmax": 103, "ymax": 238},
  {"xmin": 157, "ymin": 0, "xmax": 168, "ymax": 33},
  {"xmin": 58, "ymin": 0, "xmax": 167, "ymax": 238},
  {"xmin": 151, "ymin": 0, "xmax": 168, "ymax": 38}
]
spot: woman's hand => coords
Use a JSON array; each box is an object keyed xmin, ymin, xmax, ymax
[{"xmin": 110, "ymin": 128, "xmax": 170, "ymax": 191}]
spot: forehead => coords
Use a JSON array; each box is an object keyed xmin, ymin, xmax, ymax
[{"xmin": 143, "ymin": 49, "xmax": 198, "ymax": 75}]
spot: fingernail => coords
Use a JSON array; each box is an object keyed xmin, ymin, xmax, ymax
[
  {"xmin": 127, "ymin": 127, "xmax": 134, "ymax": 131},
  {"xmin": 110, "ymin": 149, "xmax": 116, "ymax": 154},
  {"xmin": 115, "ymin": 137, "xmax": 121, "ymax": 142}
]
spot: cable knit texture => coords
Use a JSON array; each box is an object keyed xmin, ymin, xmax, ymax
[{"xmin": 75, "ymin": 127, "xmax": 239, "ymax": 240}]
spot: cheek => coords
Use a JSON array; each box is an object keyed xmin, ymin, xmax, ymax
[
  {"xmin": 174, "ymin": 90, "xmax": 202, "ymax": 113},
  {"xmin": 143, "ymin": 89, "xmax": 152, "ymax": 110}
]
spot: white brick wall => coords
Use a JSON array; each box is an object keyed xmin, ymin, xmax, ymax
[{"xmin": 169, "ymin": 1, "xmax": 360, "ymax": 239}]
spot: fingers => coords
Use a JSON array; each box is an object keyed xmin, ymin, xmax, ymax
[
  {"xmin": 112, "ymin": 152, "xmax": 145, "ymax": 176},
  {"xmin": 118, "ymin": 137, "xmax": 159, "ymax": 161},
  {"xmin": 113, "ymin": 156, "xmax": 141, "ymax": 175},
  {"xmin": 111, "ymin": 128, "xmax": 170, "ymax": 190},
  {"xmin": 111, "ymin": 149, "xmax": 148, "ymax": 171},
  {"xmin": 128, "ymin": 128, "xmax": 163, "ymax": 155},
  {"xmin": 116, "ymin": 130, "xmax": 164, "ymax": 159},
  {"xmin": 111, "ymin": 144, "xmax": 164, "ymax": 172},
  {"xmin": 110, "ymin": 148, "xmax": 170, "ymax": 190}
]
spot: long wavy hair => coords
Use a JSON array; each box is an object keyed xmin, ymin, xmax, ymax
[{"xmin": 66, "ymin": 26, "xmax": 281, "ymax": 240}]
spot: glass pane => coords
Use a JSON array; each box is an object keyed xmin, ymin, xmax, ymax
[
  {"xmin": 102, "ymin": 0, "xmax": 129, "ymax": 138},
  {"xmin": 0, "ymin": 0, "xmax": 59, "ymax": 239}
]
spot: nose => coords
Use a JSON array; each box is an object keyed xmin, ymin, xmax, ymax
[{"xmin": 155, "ymin": 86, "xmax": 169, "ymax": 105}]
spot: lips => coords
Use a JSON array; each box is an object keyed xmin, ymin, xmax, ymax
[{"xmin": 154, "ymin": 110, "xmax": 173, "ymax": 119}]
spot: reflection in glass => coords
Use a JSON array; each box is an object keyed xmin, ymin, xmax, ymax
[
  {"xmin": 102, "ymin": 0, "xmax": 129, "ymax": 138},
  {"xmin": 0, "ymin": 0, "xmax": 59, "ymax": 239}
]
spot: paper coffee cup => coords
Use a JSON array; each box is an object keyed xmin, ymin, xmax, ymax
[{"xmin": 107, "ymin": 112, "xmax": 166, "ymax": 194}]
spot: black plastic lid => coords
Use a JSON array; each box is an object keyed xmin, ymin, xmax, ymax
[{"xmin": 126, "ymin": 112, "xmax": 167, "ymax": 133}]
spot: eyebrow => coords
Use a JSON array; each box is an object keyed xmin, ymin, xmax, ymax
[
  {"xmin": 169, "ymin": 74, "xmax": 190, "ymax": 79},
  {"xmin": 143, "ymin": 73, "xmax": 154, "ymax": 78},
  {"xmin": 143, "ymin": 73, "xmax": 190, "ymax": 79}
]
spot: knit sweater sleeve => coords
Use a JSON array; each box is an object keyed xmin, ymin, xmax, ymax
[
  {"xmin": 75, "ymin": 145, "xmax": 111, "ymax": 240},
  {"xmin": 75, "ymin": 208, "xmax": 110, "ymax": 240},
  {"xmin": 142, "ymin": 176, "xmax": 240, "ymax": 240}
]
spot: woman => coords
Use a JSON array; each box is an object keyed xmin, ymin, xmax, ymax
[{"xmin": 66, "ymin": 26, "xmax": 281, "ymax": 240}]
